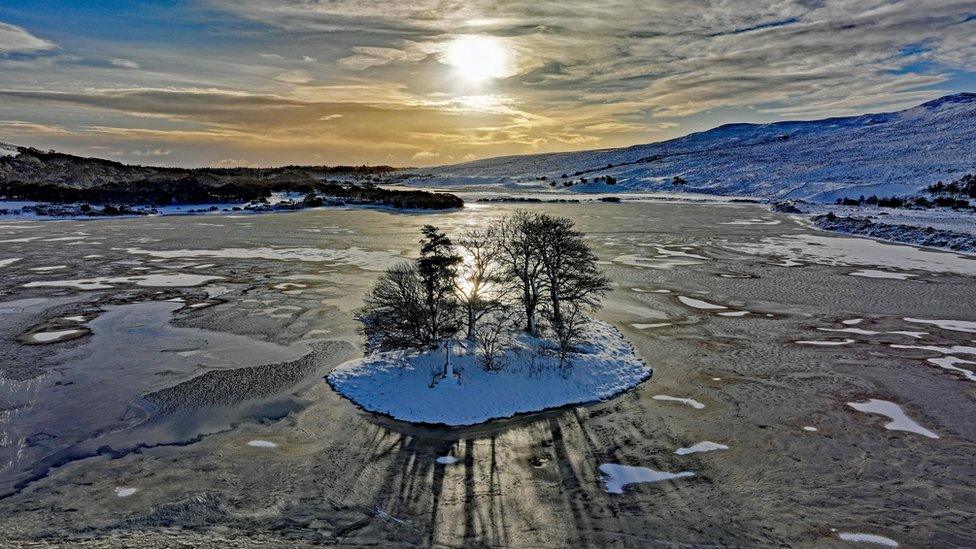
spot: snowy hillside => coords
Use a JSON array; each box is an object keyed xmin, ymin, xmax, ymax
[{"xmin": 409, "ymin": 94, "xmax": 976, "ymax": 203}]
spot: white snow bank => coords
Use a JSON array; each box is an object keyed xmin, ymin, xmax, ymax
[
  {"xmin": 599, "ymin": 463, "xmax": 694, "ymax": 494},
  {"xmin": 327, "ymin": 319, "xmax": 650, "ymax": 426},
  {"xmin": 847, "ymin": 399, "xmax": 938, "ymax": 439}
]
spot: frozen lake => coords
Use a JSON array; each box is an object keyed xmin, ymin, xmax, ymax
[{"xmin": 1, "ymin": 201, "xmax": 975, "ymax": 546}]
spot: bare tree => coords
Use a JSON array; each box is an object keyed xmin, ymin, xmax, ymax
[
  {"xmin": 454, "ymin": 227, "xmax": 507, "ymax": 341},
  {"xmin": 497, "ymin": 211, "xmax": 545, "ymax": 336},
  {"xmin": 532, "ymin": 214, "xmax": 611, "ymax": 336},
  {"xmin": 553, "ymin": 301, "xmax": 587, "ymax": 373},
  {"xmin": 356, "ymin": 262, "xmax": 428, "ymax": 352},
  {"xmin": 475, "ymin": 306, "xmax": 516, "ymax": 371}
]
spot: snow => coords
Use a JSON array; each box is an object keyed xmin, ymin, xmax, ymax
[
  {"xmin": 631, "ymin": 322, "xmax": 672, "ymax": 329},
  {"xmin": 717, "ymin": 310, "xmax": 749, "ymax": 317},
  {"xmin": 796, "ymin": 339, "xmax": 855, "ymax": 346},
  {"xmin": 653, "ymin": 395, "xmax": 705, "ymax": 409},
  {"xmin": 23, "ymin": 273, "xmax": 222, "ymax": 290},
  {"xmin": 847, "ymin": 399, "xmax": 939, "ymax": 439},
  {"xmin": 838, "ymin": 532, "xmax": 899, "ymax": 547},
  {"xmin": 247, "ymin": 440, "xmax": 278, "ymax": 448},
  {"xmin": 891, "ymin": 344, "xmax": 976, "ymax": 356},
  {"xmin": 903, "ymin": 318, "xmax": 976, "ymax": 333},
  {"xmin": 114, "ymin": 487, "xmax": 138, "ymax": 498},
  {"xmin": 842, "ymin": 318, "xmax": 864, "ymax": 325},
  {"xmin": 327, "ymin": 319, "xmax": 650, "ymax": 426},
  {"xmin": 119, "ymin": 246, "xmax": 403, "ymax": 272},
  {"xmin": 803, "ymin": 426, "xmax": 818, "ymax": 432},
  {"xmin": 28, "ymin": 329, "xmax": 85, "ymax": 343},
  {"xmin": 0, "ymin": 258, "xmax": 22, "ymax": 268},
  {"xmin": 849, "ymin": 269, "xmax": 914, "ymax": 280},
  {"xmin": 599, "ymin": 464, "xmax": 694, "ymax": 494},
  {"xmin": 675, "ymin": 441, "xmax": 728, "ymax": 455},
  {"xmin": 436, "ymin": 456, "xmax": 458, "ymax": 465},
  {"xmin": 677, "ymin": 296, "xmax": 726, "ymax": 310},
  {"xmin": 729, "ymin": 234, "xmax": 976, "ymax": 277},
  {"xmin": 407, "ymin": 94, "xmax": 976, "ymax": 205},
  {"xmin": 926, "ymin": 356, "xmax": 976, "ymax": 382},
  {"xmin": 819, "ymin": 327, "xmax": 880, "ymax": 336}
]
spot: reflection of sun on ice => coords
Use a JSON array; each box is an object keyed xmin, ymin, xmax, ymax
[{"xmin": 444, "ymin": 35, "xmax": 511, "ymax": 82}]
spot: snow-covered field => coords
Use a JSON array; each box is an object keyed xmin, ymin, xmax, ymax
[{"xmin": 327, "ymin": 319, "xmax": 650, "ymax": 426}]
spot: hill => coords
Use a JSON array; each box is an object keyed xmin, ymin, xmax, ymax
[{"xmin": 408, "ymin": 93, "xmax": 976, "ymax": 203}]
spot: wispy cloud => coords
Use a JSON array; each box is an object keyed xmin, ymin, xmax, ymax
[{"xmin": 0, "ymin": 21, "xmax": 56, "ymax": 54}]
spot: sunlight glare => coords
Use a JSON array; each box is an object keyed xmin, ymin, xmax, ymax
[{"xmin": 444, "ymin": 35, "xmax": 511, "ymax": 82}]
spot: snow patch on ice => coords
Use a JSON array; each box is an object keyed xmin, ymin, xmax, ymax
[
  {"xmin": 653, "ymin": 395, "xmax": 705, "ymax": 409},
  {"xmin": 849, "ymin": 269, "xmax": 915, "ymax": 280},
  {"xmin": 119, "ymin": 246, "xmax": 403, "ymax": 272},
  {"xmin": 677, "ymin": 296, "xmax": 727, "ymax": 310},
  {"xmin": 796, "ymin": 338, "xmax": 855, "ymax": 346},
  {"xmin": 23, "ymin": 273, "xmax": 222, "ymax": 290},
  {"xmin": 903, "ymin": 317, "xmax": 976, "ymax": 333},
  {"xmin": 599, "ymin": 463, "xmax": 694, "ymax": 494},
  {"xmin": 926, "ymin": 356, "xmax": 976, "ymax": 382},
  {"xmin": 631, "ymin": 322, "xmax": 672, "ymax": 329},
  {"xmin": 675, "ymin": 441, "xmax": 728, "ymax": 455},
  {"xmin": 29, "ymin": 329, "xmax": 86, "ymax": 343},
  {"xmin": 247, "ymin": 440, "xmax": 278, "ymax": 448},
  {"xmin": 114, "ymin": 487, "xmax": 138, "ymax": 498},
  {"xmin": 731, "ymin": 234, "xmax": 976, "ymax": 276},
  {"xmin": 838, "ymin": 532, "xmax": 899, "ymax": 547},
  {"xmin": 847, "ymin": 399, "xmax": 938, "ymax": 439}
]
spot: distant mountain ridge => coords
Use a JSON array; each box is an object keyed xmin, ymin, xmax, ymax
[{"xmin": 409, "ymin": 93, "xmax": 976, "ymax": 203}]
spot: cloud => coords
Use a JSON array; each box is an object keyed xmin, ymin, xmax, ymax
[
  {"xmin": 0, "ymin": 22, "xmax": 56, "ymax": 55},
  {"xmin": 109, "ymin": 58, "xmax": 140, "ymax": 70},
  {"xmin": 274, "ymin": 69, "xmax": 313, "ymax": 84},
  {"xmin": 411, "ymin": 150, "xmax": 440, "ymax": 161},
  {"xmin": 0, "ymin": 120, "xmax": 69, "ymax": 135}
]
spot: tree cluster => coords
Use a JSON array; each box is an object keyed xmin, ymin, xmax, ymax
[{"xmin": 357, "ymin": 211, "xmax": 611, "ymax": 374}]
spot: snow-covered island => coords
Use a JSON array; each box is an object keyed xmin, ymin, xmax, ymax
[
  {"xmin": 328, "ymin": 319, "xmax": 649, "ymax": 426},
  {"xmin": 327, "ymin": 212, "xmax": 650, "ymax": 426}
]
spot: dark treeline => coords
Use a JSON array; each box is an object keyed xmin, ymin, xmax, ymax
[
  {"xmin": 0, "ymin": 146, "xmax": 461, "ymax": 209},
  {"xmin": 834, "ymin": 173, "xmax": 975, "ymax": 210}
]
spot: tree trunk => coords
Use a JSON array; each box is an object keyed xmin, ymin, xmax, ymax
[
  {"xmin": 443, "ymin": 339, "xmax": 454, "ymax": 379},
  {"xmin": 467, "ymin": 306, "xmax": 475, "ymax": 340}
]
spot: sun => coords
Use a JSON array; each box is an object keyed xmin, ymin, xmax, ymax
[{"xmin": 443, "ymin": 35, "xmax": 510, "ymax": 82}]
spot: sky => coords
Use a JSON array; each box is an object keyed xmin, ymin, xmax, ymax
[{"xmin": 0, "ymin": 1, "xmax": 974, "ymax": 168}]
